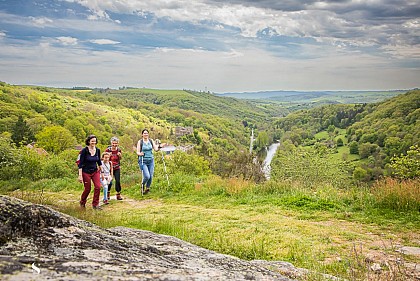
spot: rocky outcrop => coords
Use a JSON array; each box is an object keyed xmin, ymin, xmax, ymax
[{"xmin": 0, "ymin": 195, "xmax": 294, "ymax": 280}]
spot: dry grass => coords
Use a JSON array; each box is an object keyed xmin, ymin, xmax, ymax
[{"xmin": 371, "ymin": 178, "xmax": 420, "ymax": 211}]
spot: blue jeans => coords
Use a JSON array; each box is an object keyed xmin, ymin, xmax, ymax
[
  {"xmin": 100, "ymin": 180, "xmax": 108, "ymax": 201},
  {"xmin": 138, "ymin": 158, "xmax": 154, "ymax": 188}
]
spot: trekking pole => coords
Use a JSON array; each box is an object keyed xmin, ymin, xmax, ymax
[
  {"xmin": 140, "ymin": 156, "xmax": 145, "ymax": 196},
  {"xmin": 160, "ymin": 150, "xmax": 170, "ymax": 187}
]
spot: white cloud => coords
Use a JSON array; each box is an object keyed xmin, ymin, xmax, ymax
[
  {"xmin": 89, "ymin": 39, "xmax": 120, "ymax": 45},
  {"xmin": 56, "ymin": 36, "xmax": 78, "ymax": 45},
  {"xmin": 0, "ymin": 1, "xmax": 418, "ymax": 91},
  {"xmin": 64, "ymin": 0, "xmax": 419, "ymax": 59},
  {"xmin": 0, "ymin": 41, "xmax": 418, "ymax": 92},
  {"xmin": 30, "ymin": 16, "xmax": 54, "ymax": 27}
]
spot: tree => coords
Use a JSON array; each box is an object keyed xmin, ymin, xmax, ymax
[
  {"xmin": 353, "ymin": 166, "xmax": 368, "ymax": 182},
  {"xmin": 349, "ymin": 141, "xmax": 359, "ymax": 154},
  {"xmin": 36, "ymin": 125, "xmax": 76, "ymax": 153},
  {"xmin": 336, "ymin": 137, "xmax": 344, "ymax": 147},
  {"xmin": 256, "ymin": 131, "xmax": 269, "ymax": 150},
  {"xmin": 11, "ymin": 116, "xmax": 35, "ymax": 146},
  {"xmin": 389, "ymin": 145, "xmax": 420, "ymax": 179},
  {"xmin": 358, "ymin": 143, "xmax": 379, "ymax": 159}
]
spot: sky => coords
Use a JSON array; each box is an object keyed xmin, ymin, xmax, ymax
[{"xmin": 0, "ymin": 0, "xmax": 419, "ymax": 93}]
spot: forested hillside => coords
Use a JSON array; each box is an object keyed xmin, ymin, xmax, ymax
[
  {"xmin": 271, "ymin": 89, "xmax": 420, "ymax": 181},
  {"xmin": 1, "ymin": 81, "xmax": 418, "ymax": 182},
  {"xmin": 0, "ymin": 82, "xmax": 274, "ymax": 180}
]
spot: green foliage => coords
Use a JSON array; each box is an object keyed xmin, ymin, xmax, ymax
[
  {"xmin": 255, "ymin": 131, "xmax": 269, "ymax": 150},
  {"xmin": 0, "ymin": 137, "xmax": 16, "ymax": 168},
  {"xmin": 272, "ymin": 90, "xmax": 419, "ymax": 182},
  {"xmin": 347, "ymin": 90, "xmax": 419, "ymax": 157},
  {"xmin": 270, "ymin": 142, "xmax": 350, "ymax": 187},
  {"xmin": 0, "ymin": 137, "xmax": 43, "ymax": 181},
  {"xmin": 349, "ymin": 141, "xmax": 359, "ymax": 154},
  {"xmin": 35, "ymin": 125, "xmax": 76, "ymax": 153},
  {"xmin": 213, "ymin": 150, "xmax": 265, "ymax": 182},
  {"xmin": 11, "ymin": 115, "xmax": 35, "ymax": 146},
  {"xmin": 41, "ymin": 154, "xmax": 74, "ymax": 179},
  {"xmin": 165, "ymin": 150, "xmax": 211, "ymax": 177},
  {"xmin": 358, "ymin": 143, "xmax": 379, "ymax": 159},
  {"xmin": 281, "ymin": 194, "xmax": 339, "ymax": 210},
  {"xmin": 352, "ymin": 167, "xmax": 368, "ymax": 182},
  {"xmin": 389, "ymin": 145, "xmax": 420, "ymax": 179}
]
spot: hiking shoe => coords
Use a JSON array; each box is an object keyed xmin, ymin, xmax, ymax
[
  {"xmin": 93, "ymin": 205, "xmax": 102, "ymax": 210},
  {"xmin": 103, "ymin": 200, "xmax": 109, "ymax": 205},
  {"xmin": 116, "ymin": 193, "xmax": 123, "ymax": 200}
]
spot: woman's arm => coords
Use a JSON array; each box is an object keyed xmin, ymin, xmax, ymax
[{"xmin": 96, "ymin": 148, "xmax": 102, "ymax": 171}]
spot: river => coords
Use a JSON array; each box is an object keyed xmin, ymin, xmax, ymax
[{"xmin": 262, "ymin": 142, "xmax": 280, "ymax": 179}]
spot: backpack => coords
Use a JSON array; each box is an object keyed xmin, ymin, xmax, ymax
[{"xmin": 75, "ymin": 149, "xmax": 82, "ymax": 167}]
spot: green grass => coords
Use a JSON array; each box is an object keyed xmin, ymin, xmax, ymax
[{"xmin": 3, "ymin": 175, "xmax": 419, "ymax": 281}]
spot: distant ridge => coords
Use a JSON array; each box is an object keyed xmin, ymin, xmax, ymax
[{"xmin": 215, "ymin": 90, "xmax": 409, "ymax": 104}]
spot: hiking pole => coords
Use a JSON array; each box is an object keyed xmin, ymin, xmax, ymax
[
  {"xmin": 140, "ymin": 156, "xmax": 145, "ymax": 196},
  {"xmin": 160, "ymin": 149, "xmax": 170, "ymax": 187}
]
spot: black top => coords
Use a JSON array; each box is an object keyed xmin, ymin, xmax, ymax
[{"xmin": 78, "ymin": 147, "xmax": 101, "ymax": 174}]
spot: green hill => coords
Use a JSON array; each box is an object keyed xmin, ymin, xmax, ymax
[
  {"xmin": 271, "ymin": 89, "xmax": 420, "ymax": 180},
  {"xmin": 0, "ymin": 82, "xmax": 277, "ymax": 178}
]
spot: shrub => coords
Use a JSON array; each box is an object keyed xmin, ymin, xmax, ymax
[
  {"xmin": 389, "ymin": 145, "xmax": 420, "ymax": 179},
  {"xmin": 349, "ymin": 141, "xmax": 358, "ymax": 154},
  {"xmin": 166, "ymin": 150, "xmax": 211, "ymax": 177},
  {"xmin": 41, "ymin": 154, "xmax": 74, "ymax": 179}
]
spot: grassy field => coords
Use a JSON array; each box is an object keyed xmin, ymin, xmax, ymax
[{"xmin": 5, "ymin": 174, "xmax": 420, "ymax": 281}]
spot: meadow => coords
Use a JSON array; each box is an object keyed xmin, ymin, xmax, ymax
[{"xmin": 6, "ymin": 160, "xmax": 419, "ymax": 281}]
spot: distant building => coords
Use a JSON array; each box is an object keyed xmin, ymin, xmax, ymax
[
  {"xmin": 26, "ymin": 142, "xmax": 48, "ymax": 156},
  {"xmin": 175, "ymin": 126, "xmax": 193, "ymax": 138}
]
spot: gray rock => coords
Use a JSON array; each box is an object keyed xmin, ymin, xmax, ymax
[{"xmin": 0, "ymin": 195, "xmax": 294, "ymax": 280}]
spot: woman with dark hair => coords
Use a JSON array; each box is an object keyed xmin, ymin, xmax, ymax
[
  {"xmin": 136, "ymin": 129, "xmax": 165, "ymax": 194},
  {"xmin": 78, "ymin": 135, "xmax": 102, "ymax": 209}
]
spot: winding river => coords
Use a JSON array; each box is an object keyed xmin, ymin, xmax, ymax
[{"xmin": 262, "ymin": 142, "xmax": 280, "ymax": 179}]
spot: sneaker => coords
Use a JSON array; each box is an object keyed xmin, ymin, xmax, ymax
[
  {"xmin": 93, "ymin": 205, "xmax": 102, "ymax": 210},
  {"xmin": 103, "ymin": 200, "xmax": 109, "ymax": 205},
  {"xmin": 116, "ymin": 193, "xmax": 123, "ymax": 200}
]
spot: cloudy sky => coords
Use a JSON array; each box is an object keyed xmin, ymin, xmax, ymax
[{"xmin": 0, "ymin": 0, "xmax": 419, "ymax": 92}]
